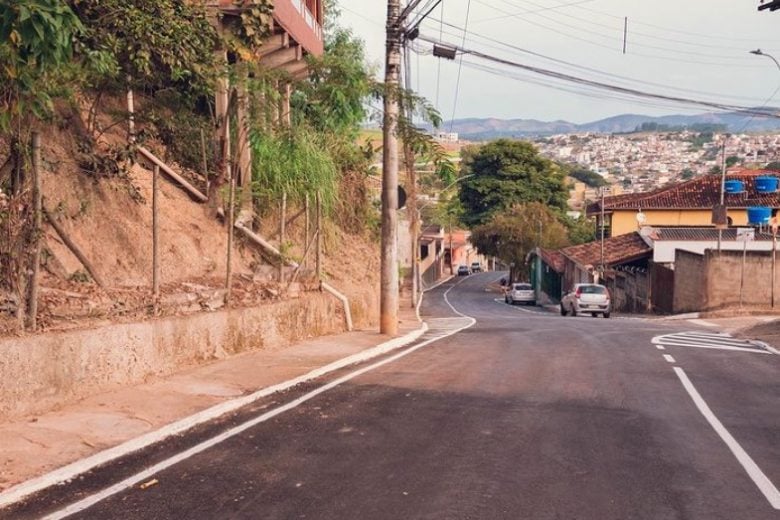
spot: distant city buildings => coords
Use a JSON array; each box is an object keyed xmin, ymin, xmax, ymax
[
  {"xmin": 535, "ymin": 132, "xmax": 780, "ymax": 195},
  {"xmin": 434, "ymin": 131, "xmax": 459, "ymax": 143}
]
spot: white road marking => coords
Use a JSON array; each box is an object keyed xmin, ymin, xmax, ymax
[
  {"xmin": 687, "ymin": 319, "xmax": 718, "ymax": 328},
  {"xmin": 656, "ymin": 345, "xmax": 666, "ymax": 350},
  {"xmin": 748, "ymin": 340, "xmax": 780, "ymax": 356},
  {"xmin": 652, "ymin": 332, "xmax": 773, "ymax": 355},
  {"xmin": 35, "ymin": 280, "xmax": 481, "ymax": 519},
  {"xmin": 673, "ymin": 367, "xmax": 780, "ymax": 510},
  {"xmin": 0, "ymin": 330, "xmax": 431, "ymax": 510},
  {"xmin": 663, "ymin": 354, "xmax": 676, "ymax": 364}
]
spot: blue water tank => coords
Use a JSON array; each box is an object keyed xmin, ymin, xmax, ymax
[
  {"xmin": 725, "ymin": 180, "xmax": 745, "ymax": 194},
  {"xmin": 755, "ymin": 176, "xmax": 779, "ymax": 193},
  {"xmin": 747, "ymin": 206, "xmax": 771, "ymax": 225}
]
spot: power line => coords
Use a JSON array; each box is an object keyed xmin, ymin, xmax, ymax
[
  {"xmin": 435, "ymin": 0, "xmax": 444, "ymax": 107},
  {"xmin": 471, "ymin": 0, "xmax": 772, "ymax": 63},
  {"xmin": 449, "ymin": 0, "xmax": 473, "ymax": 132},
  {"xmin": 418, "ymin": 33, "xmax": 780, "ymax": 119},
  {"xmin": 479, "ymin": 0, "xmax": 775, "ymax": 53},
  {"xmin": 422, "ymin": 18, "xmax": 772, "ymax": 104}
]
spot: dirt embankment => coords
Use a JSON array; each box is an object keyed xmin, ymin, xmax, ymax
[{"xmin": 1, "ymin": 103, "xmax": 380, "ymax": 335}]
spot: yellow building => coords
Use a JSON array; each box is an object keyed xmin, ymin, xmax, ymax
[{"xmin": 587, "ymin": 169, "xmax": 780, "ymax": 237}]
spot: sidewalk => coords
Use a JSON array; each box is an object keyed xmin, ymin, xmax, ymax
[{"xmin": 0, "ymin": 307, "xmax": 424, "ymax": 497}]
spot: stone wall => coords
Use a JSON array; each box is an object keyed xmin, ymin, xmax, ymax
[{"xmin": 0, "ymin": 294, "xmax": 344, "ymax": 420}]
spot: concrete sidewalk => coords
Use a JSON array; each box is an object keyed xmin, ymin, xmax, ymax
[{"xmin": 0, "ymin": 308, "xmax": 424, "ymax": 496}]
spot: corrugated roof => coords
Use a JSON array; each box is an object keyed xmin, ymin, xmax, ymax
[
  {"xmin": 587, "ymin": 169, "xmax": 780, "ymax": 214},
  {"xmin": 651, "ymin": 227, "xmax": 775, "ymax": 241},
  {"xmin": 560, "ymin": 232, "xmax": 652, "ymax": 268}
]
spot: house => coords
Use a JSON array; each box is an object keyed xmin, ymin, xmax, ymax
[
  {"xmin": 528, "ymin": 248, "xmax": 565, "ymax": 302},
  {"xmin": 212, "ymin": 0, "xmax": 324, "ymax": 61},
  {"xmin": 587, "ymin": 169, "xmax": 780, "ymax": 237},
  {"xmin": 557, "ymin": 233, "xmax": 654, "ymax": 313},
  {"xmin": 644, "ymin": 227, "xmax": 778, "ymax": 265}
]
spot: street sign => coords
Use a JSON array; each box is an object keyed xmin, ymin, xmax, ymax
[{"xmin": 736, "ymin": 228, "xmax": 755, "ymax": 242}]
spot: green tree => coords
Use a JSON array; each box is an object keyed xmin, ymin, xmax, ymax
[
  {"xmin": 681, "ymin": 168, "xmax": 695, "ymax": 180},
  {"xmin": 470, "ymin": 203, "xmax": 570, "ymax": 281},
  {"xmin": 726, "ymin": 155, "xmax": 741, "ymax": 168},
  {"xmin": 458, "ymin": 139, "xmax": 567, "ymax": 227},
  {"xmin": 565, "ymin": 166, "xmax": 608, "ymax": 187},
  {"xmin": 765, "ymin": 161, "xmax": 780, "ymax": 171},
  {"xmin": 0, "ymin": 0, "xmax": 86, "ymax": 192}
]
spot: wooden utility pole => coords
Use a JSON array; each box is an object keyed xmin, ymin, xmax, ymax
[
  {"xmin": 27, "ymin": 132, "xmax": 42, "ymax": 331},
  {"xmin": 381, "ymin": 0, "xmax": 402, "ymax": 335},
  {"xmin": 152, "ymin": 164, "xmax": 161, "ymax": 313},
  {"xmin": 279, "ymin": 191, "xmax": 287, "ymax": 283},
  {"xmin": 226, "ymin": 169, "xmax": 235, "ymax": 303},
  {"xmin": 304, "ymin": 193, "xmax": 310, "ymax": 269},
  {"xmin": 316, "ymin": 191, "xmax": 323, "ymax": 281}
]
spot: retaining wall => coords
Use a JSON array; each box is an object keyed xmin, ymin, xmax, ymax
[{"xmin": 0, "ymin": 294, "xmax": 343, "ymax": 420}]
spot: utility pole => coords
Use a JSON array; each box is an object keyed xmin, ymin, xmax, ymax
[{"xmin": 381, "ymin": 0, "xmax": 402, "ymax": 336}]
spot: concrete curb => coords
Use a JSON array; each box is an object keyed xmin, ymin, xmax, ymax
[{"xmin": 0, "ymin": 321, "xmax": 430, "ymax": 510}]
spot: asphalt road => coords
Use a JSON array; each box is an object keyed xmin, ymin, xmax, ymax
[{"xmin": 8, "ymin": 273, "xmax": 780, "ymax": 519}]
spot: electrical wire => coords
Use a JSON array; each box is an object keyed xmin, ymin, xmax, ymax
[
  {"xmin": 418, "ymin": 33, "xmax": 780, "ymax": 119},
  {"xmin": 435, "ymin": 0, "xmax": 444, "ymax": 107},
  {"xmin": 449, "ymin": 0, "xmax": 473, "ymax": 132},
  {"xmin": 469, "ymin": 0, "xmax": 777, "ymax": 65},
  {"xmin": 484, "ymin": 0, "xmax": 779, "ymax": 53},
  {"xmin": 421, "ymin": 18, "xmax": 772, "ymax": 104}
]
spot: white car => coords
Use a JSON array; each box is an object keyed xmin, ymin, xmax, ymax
[
  {"xmin": 505, "ymin": 283, "xmax": 536, "ymax": 305},
  {"xmin": 561, "ymin": 283, "xmax": 611, "ymax": 318},
  {"xmin": 470, "ymin": 261, "xmax": 482, "ymax": 273}
]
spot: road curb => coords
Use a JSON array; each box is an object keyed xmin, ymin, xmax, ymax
[{"xmin": 0, "ymin": 321, "xmax": 430, "ymax": 510}]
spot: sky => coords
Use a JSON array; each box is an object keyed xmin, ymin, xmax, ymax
[{"xmin": 336, "ymin": 0, "xmax": 780, "ymax": 124}]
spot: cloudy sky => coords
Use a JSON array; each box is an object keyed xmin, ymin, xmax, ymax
[{"xmin": 336, "ymin": 0, "xmax": 780, "ymax": 124}]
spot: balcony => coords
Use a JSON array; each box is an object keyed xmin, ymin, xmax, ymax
[{"xmin": 211, "ymin": 0, "xmax": 324, "ymax": 69}]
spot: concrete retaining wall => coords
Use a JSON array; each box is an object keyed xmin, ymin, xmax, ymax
[
  {"xmin": 0, "ymin": 294, "xmax": 343, "ymax": 420},
  {"xmin": 674, "ymin": 250, "xmax": 706, "ymax": 313}
]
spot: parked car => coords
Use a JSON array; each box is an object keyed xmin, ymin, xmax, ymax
[
  {"xmin": 505, "ymin": 283, "xmax": 536, "ymax": 305},
  {"xmin": 457, "ymin": 265, "xmax": 470, "ymax": 276},
  {"xmin": 560, "ymin": 283, "xmax": 611, "ymax": 318},
  {"xmin": 470, "ymin": 261, "xmax": 482, "ymax": 273}
]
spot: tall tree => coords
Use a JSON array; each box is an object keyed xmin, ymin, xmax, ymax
[
  {"xmin": 459, "ymin": 139, "xmax": 568, "ymax": 227},
  {"xmin": 470, "ymin": 203, "xmax": 570, "ymax": 281}
]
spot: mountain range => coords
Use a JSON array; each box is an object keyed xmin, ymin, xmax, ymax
[{"xmin": 442, "ymin": 109, "xmax": 780, "ymax": 139}]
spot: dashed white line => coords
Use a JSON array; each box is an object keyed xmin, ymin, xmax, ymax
[
  {"xmin": 663, "ymin": 354, "xmax": 676, "ymax": 364},
  {"xmin": 656, "ymin": 345, "xmax": 666, "ymax": 350},
  {"xmin": 673, "ymin": 367, "xmax": 780, "ymax": 510}
]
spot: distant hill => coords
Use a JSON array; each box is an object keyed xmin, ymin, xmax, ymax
[{"xmin": 442, "ymin": 109, "xmax": 780, "ymax": 139}]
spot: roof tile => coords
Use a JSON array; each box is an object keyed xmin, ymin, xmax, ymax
[{"xmin": 560, "ymin": 232, "xmax": 652, "ymax": 268}]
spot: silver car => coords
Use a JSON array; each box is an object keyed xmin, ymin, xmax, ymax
[
  {"xmin": 505, "ymin": 283, "xmax": 536, "ymax": 306},
  {"xmin": 561, "ymin": 283, "xmax": 611, "ymax": 318}
]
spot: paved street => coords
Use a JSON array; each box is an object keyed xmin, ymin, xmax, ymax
[{"xmin": 7, "ymin": 273, "xmax": 779, "ymax": 519}]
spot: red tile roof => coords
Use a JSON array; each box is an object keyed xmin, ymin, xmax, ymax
[
  {"xmin": 560, "ymin": 232, "xmax": 652, "ymax": 268},
  {"xmin": 538, "ymin": 248, "xmax": 566, "ymax": 273},
  {"xmin": 587, "ymin": 169, "xmax": 780, "ymax": 214}
]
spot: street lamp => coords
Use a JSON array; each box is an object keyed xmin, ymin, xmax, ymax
[
  {"xmin": 750, "ymin": 48, "xmax": 780, "ymax": 307},
  {"xmin": 750, "ymin": 49, "xmax": 780, "ymax": 71}
]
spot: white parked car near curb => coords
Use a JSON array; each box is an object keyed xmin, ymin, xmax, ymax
[
  {"xmin": 505, "ymin": 283, "xmax": 536, "ymax": 306},
  {"xmin": 560, "ymin": 283, "xmax": 611, "ymax": 318}
]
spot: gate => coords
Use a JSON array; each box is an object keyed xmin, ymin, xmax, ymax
[{"xmin": 651, "ymin": 264, "xmax": 675, "ymax": 314}]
